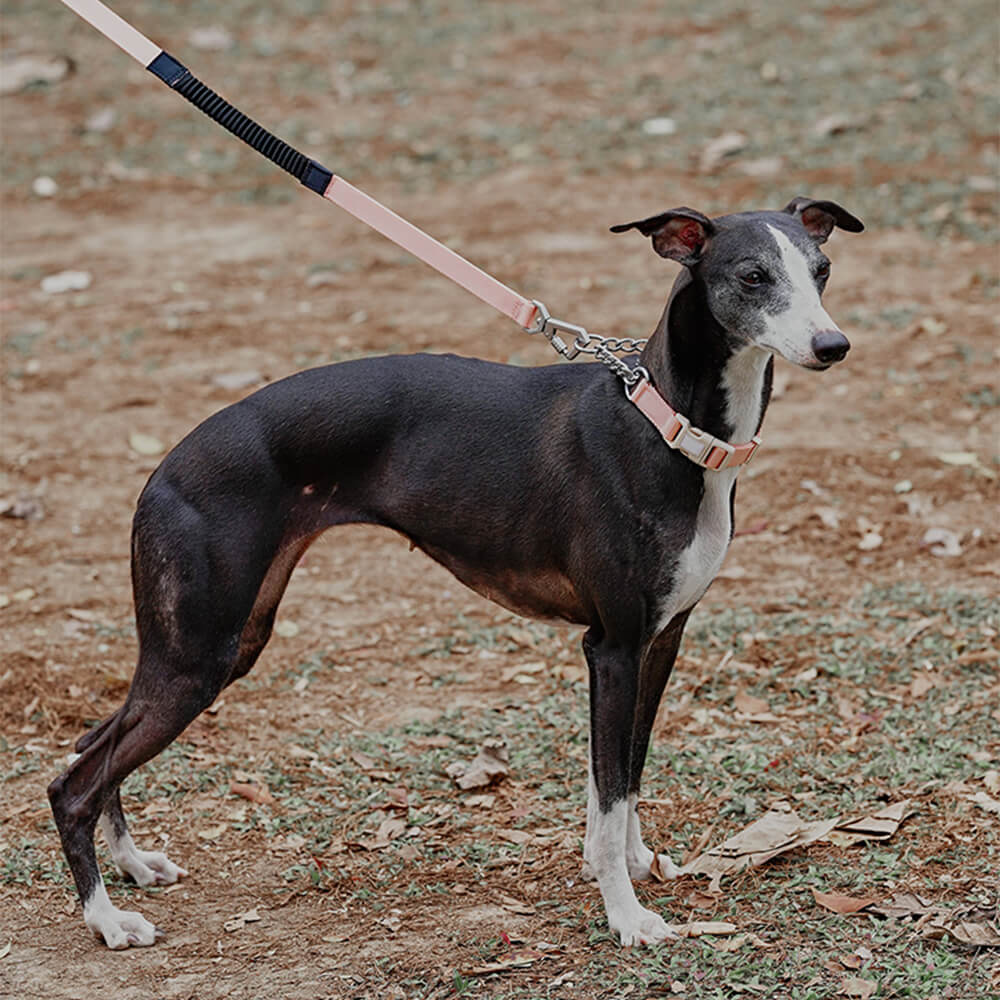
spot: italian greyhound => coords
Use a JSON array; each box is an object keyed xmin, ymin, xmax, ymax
[{"xmin": 48, "ymin": 196, "xmax": 862, "ymax": 949}]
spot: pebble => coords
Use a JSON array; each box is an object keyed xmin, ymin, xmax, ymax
[
  {"xmin": 641, "ymin": 117, "xmax": 677, "ymax": 136},
  {"xmin": 32, "ymin": 176, "xmax": 58, "ymax": 197},
  {"xmin": 40, "ymin": 270, "xmax": 91, "ymax": 294}
]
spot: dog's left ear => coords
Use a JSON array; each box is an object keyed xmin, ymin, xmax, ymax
[
  {"xmin": 610, "ymin": 208, "xmax": 715, "ymax": 266},
  {"xmin": 784, "ymin": 197, "xmax": 864, "ymax": 244}
]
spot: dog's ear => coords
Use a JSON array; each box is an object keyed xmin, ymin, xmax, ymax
[
  {"xmin": 783, "ymin": 197, "xmax": 864, "ymax": 244},
  {"xmin": 610, "ymin": 209, "xmax": 714, "ymax": 266}
]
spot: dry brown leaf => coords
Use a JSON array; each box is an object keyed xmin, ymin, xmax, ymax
[
  {"xmin": 497, "ymin": 828, "xmax": 533, "ymax": 846},
  {"xmin": 969, "ymin": 791, "xmax": 1000, "ymax": 815},
  {"xmin": 446, "ymin": 740, "xmax": 510, "ymax": 790},
  {"xmin": 680, "ymin": 921, "xmax": 738, "ymax": 937},
  {"xmin": 812, "ymin": 889, "xmax": 880, "ymax": 914},
  {"xmin": 868, "ymin": 892, "xmax": 936, "ymax": 920},
  {"xmin": 468, "ymin": 947, "xmax": 545, "ymax": 975},
  {"xmin": 683, "ymin": 801, "xmax": 837, "ymax": 880},
  {"xmin": 498, "ymin": 894, "xmax": 536, "ymax": 915},
  {"xmin": 840, "ymin": 976, "xmax": 877, "ymax": 999},
  {"xmin": 230, "ymin": 781, "xmax": 274, "ymax": 805},
  {"xmin": 733, "ymin": 691, "xmax": 771, "ymax": 715},
  {"xmin": 909, "ymin": 673, "xmax": 936, "ymax": 698},
  {"xmin": 824, "ymin": 800, "xmax": 915, "ymax": 847}
]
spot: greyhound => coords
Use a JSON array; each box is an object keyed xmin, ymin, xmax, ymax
[{"xmin": 48, "ymin": 196, "xmax": 862, "ymax": 949}]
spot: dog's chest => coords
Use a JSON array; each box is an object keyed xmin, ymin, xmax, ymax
[{"xmin": 662, "ymin": 469, "xmax": 736, "ymax": 619}]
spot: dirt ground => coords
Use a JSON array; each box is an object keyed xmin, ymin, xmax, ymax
[{"xmin": 1, "ymin": 2, "xmax": 998, "ymax": 998}]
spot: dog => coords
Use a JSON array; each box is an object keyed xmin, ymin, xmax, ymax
[{"xmin": 48, "ymin": 195, "xmax": 862, "ymax": 948}]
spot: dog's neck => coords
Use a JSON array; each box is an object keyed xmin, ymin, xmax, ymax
[{"xmin": 639, "ymin": 269, "xmax": 773, "ymax": 446}]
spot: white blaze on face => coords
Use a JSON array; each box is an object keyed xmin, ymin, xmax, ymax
[{"xmin": 760, "ymin": 224, "xmax": 837, "ymax": 366}]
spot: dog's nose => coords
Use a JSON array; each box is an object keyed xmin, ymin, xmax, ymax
[{"xmin": 811, "ymin": 329, "xmax": 850, "ymax": 365}]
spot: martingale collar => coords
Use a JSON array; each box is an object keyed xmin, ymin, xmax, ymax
[{"xmin": 627, "ymin": 375, "xmax": 761, "ymax": 471}]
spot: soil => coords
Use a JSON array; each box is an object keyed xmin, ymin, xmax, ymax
[{"xmin": 1, "ymin": 2, "xmax": 997, "ymax": 998}]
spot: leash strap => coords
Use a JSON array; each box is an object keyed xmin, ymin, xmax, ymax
[
  {"xmin": 56, "ymin": 0, "xmax": 762, "ymax": 472},
  {"xmin": 57, "ymin": 0, "xmax": 539, "ymax": 331}
]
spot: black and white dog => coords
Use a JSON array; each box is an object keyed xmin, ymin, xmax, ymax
[{"xmin": 49, "ymin": 196, "xmax": 862, "ymax": 948}]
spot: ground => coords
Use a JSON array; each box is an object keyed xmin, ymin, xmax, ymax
[{"xmin": 1, "ymin": 1, "xmax": 998, "ymax": 998}]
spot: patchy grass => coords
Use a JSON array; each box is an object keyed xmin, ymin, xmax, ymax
[{"xmin": 7, "ymin": 583, "xmax": 992, "ymax": 996}]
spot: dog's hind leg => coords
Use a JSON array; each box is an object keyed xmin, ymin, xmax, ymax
[
  {"xmin": 624, "ymin": 610, "xmax": 690, "ymax": 881},
  {"xmin": 48, "ymin": 660, "xmax": 224, "ymax": 948}
]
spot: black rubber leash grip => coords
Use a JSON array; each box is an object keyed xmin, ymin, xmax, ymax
[{"xmin": 147, "ymin": 51, "xmax": 333, "ymax": 194}]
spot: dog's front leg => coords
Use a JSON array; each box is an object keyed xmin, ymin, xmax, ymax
[{"xmin": 582, "ymin": 629, "xmax": 681, "ymax": 946}]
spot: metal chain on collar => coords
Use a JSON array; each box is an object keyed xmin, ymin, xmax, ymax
[{"xmin": 524, "ymin": 300, "xmax": 648, "ymax": 387}]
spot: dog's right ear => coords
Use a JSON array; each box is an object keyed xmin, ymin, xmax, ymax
[{"xmin": 610, "ymin": 209, "xmax": 714, "ymax": 266}]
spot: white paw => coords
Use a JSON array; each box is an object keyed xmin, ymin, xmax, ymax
[
  {"xmin": 610, "ymin": 905, "xmax": 682, "ymax": 947},
  {"xmin": 86, "ymin": 904, "xmax": 162, "ymax": 950},
  {"xmin": 118, "ymin": 850, "xmax": 188, "ymax": 888}
]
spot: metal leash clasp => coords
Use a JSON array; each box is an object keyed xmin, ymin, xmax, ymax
[{"xmin": 524, "ymin": 300, "xmax": 590, "ymax": 360}]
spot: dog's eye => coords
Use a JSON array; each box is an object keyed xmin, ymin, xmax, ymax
[
  {"xmin": 815, "ymin": 261, "xmax": 831, "ymax": 280},
  {"xmin": 740, "ymin": 269, "xmax": 767, "ymax": 287}
]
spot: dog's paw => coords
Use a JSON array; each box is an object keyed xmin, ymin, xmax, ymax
[
  {"xmin": 612, "ymin": 906, "xmax": 682, "ymax": 947},
  {"xmin": 119, "ymin": 849, "xmax": 188, "ymax": 888},
  {"xmin": 86, "ymin": 904, "xmax": 163, "ymax": 950}
]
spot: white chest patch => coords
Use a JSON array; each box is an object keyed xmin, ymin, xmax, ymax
[
  {"xmin": 668, "ymin": 468, "xmax": 736, "ymax": 617},
  {"xmin": 655, "ymin": 346, "xmax": 770, "ymax": 629}
]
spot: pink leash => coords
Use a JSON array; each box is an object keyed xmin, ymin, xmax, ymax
[{"xmin": 55, "ymin": 0, "xmax": 760, "ymax": 471}]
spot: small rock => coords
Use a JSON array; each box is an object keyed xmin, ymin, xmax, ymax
[
  {"xmin": 13, "ymin": 587, "xmax": 36, "ymax": 602},
  {"xmin": 738, "ymin": 156, "xmax": 784, "ymax": 178},
  {"xmin": 40, "ymin": 270, "xmax": 91, "ymax": 294},
  {"xmin": 211, "ymin": 371, "xmax": 263, "ymax": 391},
  {"xmin": 0, "ymin": 495, "xmax": 45, "ymax": 520},
  {"xmin": 699, "ymin": 132, "xmax": 747, "ymax": 173},
  {"xmin": 274, "ymin": 620, "xmax": 300, "ymax": 638},
  {"xmin": 813, "ymin": 113, "xmax": 861, "ymax": 137},
  {"xmin": 128, "ymin": 432, "xmax": 165, "ymax": 456},
  {"xmin": 893, "ymin": 480, "xmax": 913, "ymax": 494},
  {"xmin": 189, "ymin": 26, "xmax": 234, "ymax": 51},
  {"xmin": 0, "ymin": 54, "xmax": 72, "ymax": 95},
  {"xmin": 923, "ymin": 527, "xmax": 962, "ymax": 557},
  {"xmin": 641, "ymin": 116, "xmax": 677, "ymax": 136},
  {"xmin": 32, "ymin": 176, "xmax": 58, "ymax": 197},
  {"xmin": 85, "ymin": 107, "xmax": 117, "ymax": 133},
  {"xmin": 759, "ymin": 61, "xmax": 780, "ymax": 82}
]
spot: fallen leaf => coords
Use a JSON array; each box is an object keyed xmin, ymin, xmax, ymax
[
  {"xmin": 446, "ymin": 740, "xmax": 510, "ymax": 790},
  {"xmin": 498, "ymin": 894, "xmax": 536, "ymax": 915},
  {"xmin": 683, "ymin": 801, "xmax": 837, "ymax": 880},
  {"xmin": 197, "ymin": 823, "xmax": 228, "ymax": 841},
  {"xmin": 840, "ymin": 975, "xmax": 877, "ymax": 999},
  {"xmin": 0, "ymin": 940, "xmax": 10, "ymax": 959},
  {"xmin": 824, "ymin": 800, "xmax": 915, "ymax": 847},
  {"xmin": 812, "ymin": 889, "xmax": 880, "ymax": 914},
  {"xmin": 681, "ymin": 921, "xmax": 738, "ymax": 937},
  {"xmin": 909, "ymin": 673, "xmax": 936, "ymax": 698},
  {"xmin": 814, "ymin": 113, "xmax": 863, "ymax": 137},
  {"xmin": 468, "ymin": 947, "xmax": 545, "ymax": 975},
  {"xmin": 984, "ymin": 770, "xmax": 1000, "ymax": 795},
  {"xmin": 230, "ymin": 781, "xmax": 274, "ymax": 805},
  {"xmin": 733, "ymin": 691, "xmax": 771, "ymax": 715},
  {"xmin": 970, "ymin": 791, "xmax": 1000, "ymax": 815},
  {"xmin": 497, "ymin": 829, "xmax": 533, "ymax": 846},
  {"xmin": 223, "ymin": 907, "xmax": 262, "ymax": 933}
]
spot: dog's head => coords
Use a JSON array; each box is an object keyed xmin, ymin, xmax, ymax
[{"xmin": 611, "ymin": 198, "xmax": 863, "ymax": 370}]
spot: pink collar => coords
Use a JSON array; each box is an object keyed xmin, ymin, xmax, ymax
[{"xmin": 627, "ymin": 375, "xmax": 761, "ymax": 470}]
